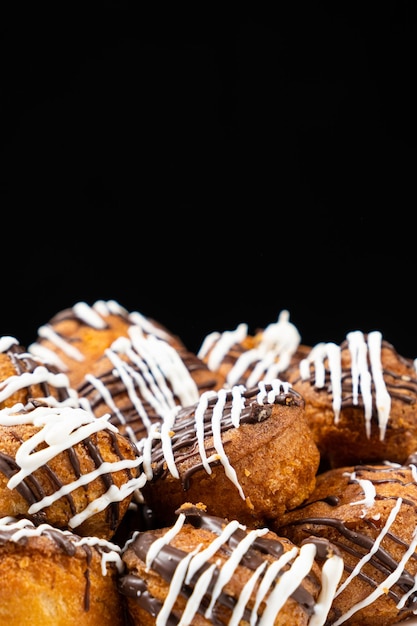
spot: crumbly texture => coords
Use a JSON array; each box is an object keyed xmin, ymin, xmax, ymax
[
  {"xmin": 275, "ymin": 463, "xmax": 417, "ymax": 625},
  {"xmin": 140, "ymin": 397, "xmax": 320, "ymax": 529},
  {"xmin": 0, "ymin": 530, "xmax": 125, "ymax": 626}
]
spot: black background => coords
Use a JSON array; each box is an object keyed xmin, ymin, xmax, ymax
[{"xmin": 1, "ymin": 5, "xmax": 416, "ymax": 357}]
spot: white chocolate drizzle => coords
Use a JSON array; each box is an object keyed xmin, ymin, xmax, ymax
[
  {"xmin": 299, "ymin": 330, "xmax": 392, "ymax": 439},
  {"xmin": 138, "ymin": 511, "xmax": 343, "ymax": 626},
  {"xmin": 309, "ymin": 552, "xmax": 345, "ymax": 626},
  {"xmin": 345, "ymin": 470, "xmax": 376, "ymax": 517},
  {"xmin": 0, "ymin": 515, "xmax": 124, "ymax": 575},
  {"xmin": 332, "ymin": 496, "xmax": 417, "ymax": 625},
  {"xmin": 73, "ymin": 301, "xmax": 108, "ymax": 329},
  {"xmin": 143, "ymin": 379, "xmax": 299, "ymax": 502},
  {"xmin": 0, "ymin": 336, "xmax": 19, "ymax": 352},
  {"xmin": 198, "ymin": 323, "xmax": 248, "ymax": 371},
  {"xmin": 145, "ymin": 512, "xmax": 187, "ymax": 571},
  {"xmin": 0, "ymin": 337, "xmax": 78, "ymax": 409},
  {"xmin": 211, "ymin": 388, "xmax": 245, "ymax": 500},
  {"xmin": 0, "ymin": 404, "xmax": 146, "ymax": 529},
  {"xmin": 79, "ymin": 327, "xmax": 200, "ymax": 445},
  {"xmin": 0, "ymin": 364, "xmax": 78, "ymax": 408},
  {"xmin": 35, "ymin": 324, "xmax": 85, "ymax": 363},
  {"xmin": 28, "ymin": 299, "xmax": 179, "ymax": 372},
  {"xmin": 197, "ymin": 310, "xmax": 302, "ymax": 388}
]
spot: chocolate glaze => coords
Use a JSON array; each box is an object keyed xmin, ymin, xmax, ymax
[{"xmin": 118, "ymin": 505, "xmax": 327, "ymax": 624}]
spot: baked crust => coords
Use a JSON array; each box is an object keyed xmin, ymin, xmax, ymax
[
  {"xmin": 0, "ymin": 336, "xmax": 77, "ymax": 410},
  {"xmin": 139, "ymin": 379, "xmax": 320, "ymax": 528},
  {"xmin": 0, "ymin": 516, "xmax": 126, "ymax": 626}
]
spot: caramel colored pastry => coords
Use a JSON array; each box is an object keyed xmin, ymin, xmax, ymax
[
  {"xmin": 285, "ymin": 330, "xmax": 417, "ymax": 467},
  {"xmin": 0, "ymin": 404, "xmax": 146, "ymax": 539},
  {"xmin": 28, "ymin": 299, "xmax": 186, "ymax": 389},
  {"xmin": 0, "ymin": 335, "xmax": 78, "ymax": 410},
  {"xmin": 197, "ymin": 310, "xmax": 308, "ymax": 388},
  {"xmin": 138, "ymin": 379, "xmax": 320, "ymax": 528},
  {"xmin": 76, "ymin": 324, "xmax": 223, "ymax": 446},
  {"xmin": 118, "ymin": 503, "xmax": 343, "ymax": 626},
  {"xmin": 276, "ymin": 459, "xmax": 417, "ymax": 625},
  {"xmin": 0, "ymin": 515, "xmax": 126, "ymax": 626}
]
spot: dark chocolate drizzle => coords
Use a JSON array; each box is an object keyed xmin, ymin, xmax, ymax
[
  {"xmin": 118, "ymin": 504, "xmax": 326, "ymax": 624},
  {"xmin": 0, "ymin": 520, "xmax": 120, "ymax": 611},
  {"xmin": 2, "ymin": 342, "xmax": 73, "ymax": 404},
  {"xmin": 280, "ymin": 462, "xmax": 417, "ymax": 616},
  {"xmin": 0, "ymin": 424, "xmax": 136, "ymax": 532},
  {"xmin": 77, "ymin": 347, "xmax": 219, "ymax": 443}
]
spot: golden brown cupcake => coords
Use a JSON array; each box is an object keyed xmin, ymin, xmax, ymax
[
  {"xmin": 275, "ymin": 458, "xmax": 417, "ymax": 625},
  {"xmin": 0, "ymin": 404, "xmax": 146, "ymax": 539},
  {"xmin": 138, "ymin": 379, "xmax": 320, "ymax": 529},
  {"xmin": 0, "ymin": 515, "xmax": 126, "ymax": 626},
  {"xmin": 28, "ymin": 300, "xmax": 186, "ymax": 389},
  {"xmin": 285, "ymin": 330, "xmax": 417, "ymax": 468},
  {"xmin": 118, "ymin": 502, "xmax": 344, "ymax": 626},
  {"xmin": 0, "ymin": 335, "xmax": 78, "ymax": 410}
]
